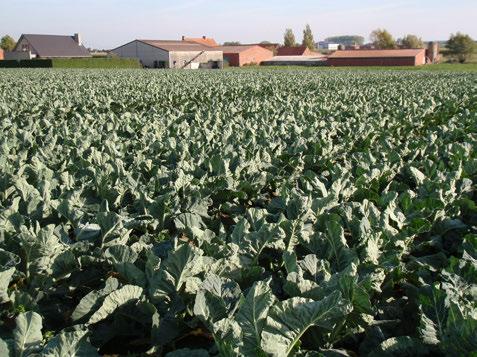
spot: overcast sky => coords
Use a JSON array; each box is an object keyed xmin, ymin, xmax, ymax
[{"xmin": 1, "ymin": 0, "xmax": 476, "ymax": 49}]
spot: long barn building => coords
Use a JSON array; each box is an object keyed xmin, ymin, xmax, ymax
[
  {"xmin": 327, "ymin": 49, "xmax": 426, "ymax": 67},
  {"xmin": 111, "ymin": 40, "xmax": 223, "ymax": 69}
]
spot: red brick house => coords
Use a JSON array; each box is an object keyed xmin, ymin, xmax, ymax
[
  {"xmin": 217, "ymin": 45, "xmax": 273, "ymax": 66},
  {"xmin": 277, "ymin": 46, "xmax": 320, "ymax": 56},
  {"xmin": 0, "ymin": 49, "xmax": 4, "ymax": 60},
  {"xmin": 327, "ymin": 49, "xmax": 426, "ymax": 66}
]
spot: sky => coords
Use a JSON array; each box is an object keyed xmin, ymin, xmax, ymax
[{"xmin": 1, "ymin": 0, "xmax": 476, "ymax": 49}]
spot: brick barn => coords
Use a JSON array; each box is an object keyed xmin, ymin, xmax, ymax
[
  {"xmin": 277, "ymin": 46, "xmax": 320, "ymax": 56},
  {"xmin": 0, "ymin": 49, "xmax": 3, "ymax": 60},
  {"xmin": 217, "ymin": 45, "xmax": 273, "ymax": 66},
  {"xmin": 327, "ymin": 49, "xmax": 426, "ymax": 66}
]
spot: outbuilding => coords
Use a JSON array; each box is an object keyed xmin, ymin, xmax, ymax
[
  {"xmin": 327, "ymin": 49, "xmax": 426, "ymax": 66},
  {"xmin": 5, "ymin": 33, "xmax": 91, "ymax": 60},
  {"xmin": 0, "ymin": 49, "xmax": 3, "ymax": 60},
  {"xmin": 277, "ymin": 46, "xmax": 321, "ymax": 56},
  {"xmin": 111, "ymin": 40, "xmax": 223, "ymax": 69},
  {"xmin": 216, "ymin": 45, "xmax": 273, "ymax": 66}
]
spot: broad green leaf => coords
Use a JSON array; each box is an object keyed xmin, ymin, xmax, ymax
[
  {"xmin": 40, "ymin": 330, "xmax": 99, "ymax": 357},
  {"xmin": 13, "ymin": 312, "xmax": 43, "ymax": 357},
  {"xmin": 88, "ymin": 284, "xmax": 143, "ymax": 324},
  {"xmin": 236, "ymin": 280, "xmax": 276, "ymax": 356},
  {"xmin": 71, "ymin": 277, "xmax": 119, "ymax": 322},
  {"xmin": 368, "ymin": 336, "xmax": 428, "ymax": 357},
  {"xmin": 149, "ymin": 244, "xmax": 204, "ymax": 303},
  {"xmin": 0, "ymin": 267, "xmax": 15, "ymax": 303},
  {"xmin": 261, "ymin": 291, "xmax": 351, "ymax": 357},
  {"xmin": 193, "ymin": 274, "xmax": 241, "ymax": 324}
]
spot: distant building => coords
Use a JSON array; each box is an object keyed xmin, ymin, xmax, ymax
[
  {"xmin": 111, "ymin": 40, "xmax": 223, "ymax": 69},
  {"xmin": 277, "ymin": 46, "xmax": 320, "ymax": 56},
  {"xmin": 216, "ymin": 45, "xmax": 273, "ymax": 66},
  {"xmin": 327, "ymin": 49, "xmax": 426, "ymax": 66},
  {"xmin": 318, "ymin": 41, "xmax": 340, "ymax": 50},
  {"xmin": 5, "ymin": 33, "xmax": 91, "ymax": 60},
  {"xmin": 0, "ymin": 49, "xmax": 3, "ymax": 60},
  {"xmin": 262, "ymin": 55, "xmax": 327, "ymax": 66},
  {"xmin": 182, "ymin": 36, "xmax": 218, "ymax": 47}
]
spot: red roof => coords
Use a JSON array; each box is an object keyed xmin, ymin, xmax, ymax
[
  {"xmin": 277, "ymin": 46, "xmax": 310, "ymax": 56},
  {"xmin": 182, "ymin": 37, "xmax": 218, "ymax": 47},
  {"xmin": 328, "ymin": 49, "xmax": 425, "ymax": 58}
]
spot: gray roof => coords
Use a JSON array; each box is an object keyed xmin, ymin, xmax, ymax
[
  {"xmin": 16, "ymin": 34, "xmax": 91, "ymax": 58},
  {"xmin": 139, "ymin": 40, "xmax": 221, "ymax": 52}
]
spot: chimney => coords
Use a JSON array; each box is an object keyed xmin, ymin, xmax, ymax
[
  {"xmin": 73, "ymin": 33, "xmax": 82, "ymax": 46},
  {"xmin": 182, "ymin": 35, "xmax": 185, "ymax": 41}
]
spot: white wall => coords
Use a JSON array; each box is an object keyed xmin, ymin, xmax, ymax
[
  {"xmin": 169, "ymin": 51, "xmax": 223, "ymax": 69},
  {"xmin": 111, "ymin": 41, "xmax": 169, "ymax": 68}
]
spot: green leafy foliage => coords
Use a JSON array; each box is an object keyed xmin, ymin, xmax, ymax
[{"xmin": 0, "ymin": 69, "xmax": 476, "ymax": 355}]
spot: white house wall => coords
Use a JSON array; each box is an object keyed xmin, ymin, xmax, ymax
[
  {"xmin": 169, "ymin": 51, "xmax": 223, "ymax": 69},
  {"xmin": 112, "ymin": 41, "xmax": 169, "ymax": 68}
]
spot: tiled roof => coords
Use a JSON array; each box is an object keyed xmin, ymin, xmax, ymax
[
  {"xmin": 17, "ymin": 34, "xmax": 91, "ymax": 58},
  {"xmin": 182, "ymin": 37, "xmax": 218, "ymax": 47},
  {"xmin": 328, "ymin": 49, "xmax": 425, "ymax": 58}
]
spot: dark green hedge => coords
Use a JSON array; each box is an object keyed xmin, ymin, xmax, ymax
[
  {"xmin": 0, "ymin": 58, "xmax": 141, "ymax": 69},
  {"xmin": 51, "ymin": 58, "xmax": 141, "ymax": 68},
  {"xmin": 0, "ymin": 59, "xmax": 52, "ymax": 68}
]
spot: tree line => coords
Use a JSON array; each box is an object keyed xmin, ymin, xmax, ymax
[{"xmin": 280, "ymin": 26, "xmax": 476, "ymax": 63}]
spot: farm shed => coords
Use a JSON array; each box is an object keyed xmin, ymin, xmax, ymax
[
  {"xmin": 5, "ymin": 33, "xmax": 91, "ymax": 59},
  {"xmin": 111, "ymin": 40, "xmax": 223, "ymax": 69},
  {"xmin": 327, "ymin": 49, "xmax": 426, "ymax": 66},
  {"xmin": 277, "ymin": 46, "xmax": 321, "ymax": 56},
  {"xmin": 217, "ymin": 45, "xmax": 273, "ymax": 66}
]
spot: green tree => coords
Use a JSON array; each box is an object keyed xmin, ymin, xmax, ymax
[
  {"xmin": 223, "ymin": 41, "xmax": 241, "ymax": 46},
  {"xmin": 0, "ymin": 35, "xmax": 16, "ymax": 51},
  {"xmin": 447, "ymin": 32, "xmax": 476, "ymax": 63},
  {"xmin": 400, "ymin": 34, "xmax": 425, "ymax": 49},
  {"xmin": 370, "ymin": 29, "xmax": 396, "ymax": 49},
  {"xmin": 325, "ymin": 35, "xmax": 364, "ymax": 46},
  {"xmin": 302, "ymin": 24, "xmax": 315, "ymax": 50},
  {"xmin": 284, "ymin": 29, "xmax": 296, "ymax": 47}
]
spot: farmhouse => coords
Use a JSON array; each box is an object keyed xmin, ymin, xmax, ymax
[
  {"xmin": 217, "ymin": 45, "xmax": 273, "ymax": 66},
  {"xmin": 277, "ymin": 46, "xmax": 320, "ymax": 56},
  {"xmin": 5, "ymin": 33, "xmax": 91, "ymax": 60},
  {"xmin": 327, "ymin": 49, "xmax": 426, "ymax": 66},
  {"xmin": 111, "ymin": 40, "xmax": 223, "ymax": 69}
]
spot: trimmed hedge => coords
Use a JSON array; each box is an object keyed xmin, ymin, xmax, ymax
[
  {"xmin": 51, "ymin": 58, "xmax": 141, "ymax": 68},
  {"xmin": 0, "ymin": 58, "xmax": 141, "ymax": 69},
  {"xmin": 0, "ymin": 59, "xmax": 52, "ymax": 68}
]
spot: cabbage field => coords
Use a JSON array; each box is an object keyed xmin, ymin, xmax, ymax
[{"xmin": 0, "ymin": 69, "xmax": 476, "ymax": 356}]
